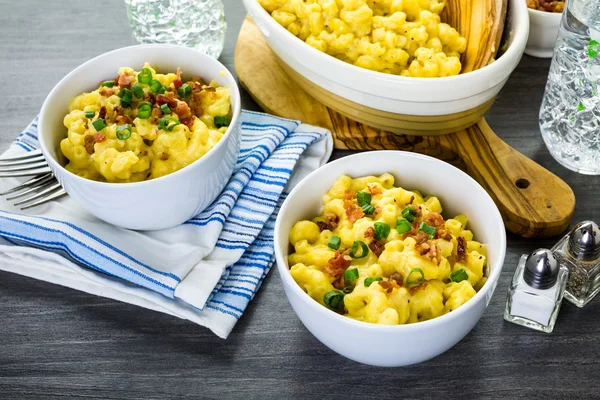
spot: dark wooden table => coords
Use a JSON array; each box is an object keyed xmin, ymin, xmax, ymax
[{"xmin": 1, "ymin": 1, "xmax": 599, "ymax": 398}]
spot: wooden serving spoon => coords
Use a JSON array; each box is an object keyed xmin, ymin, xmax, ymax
[{"xmin": 235, "ymin": 5, "xmax": 575, "ymax": 238}]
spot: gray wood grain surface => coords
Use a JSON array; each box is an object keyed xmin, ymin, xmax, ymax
[{"xmin": 0, "ymin": 1, "xmax": 599, "ymax": 399}]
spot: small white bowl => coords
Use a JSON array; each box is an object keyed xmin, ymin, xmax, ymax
[
  {"xmin": 274, "ymin": 151, "xmax": 506, "ymax": 367},
  {"xmin": 243, "ymin": 0, "xmax": 529, "ymax": 117},
  {"xmin": 38, "ymin": 44, "xmax": 242, "ymax": 231},
  {"xmin": 525, "ymin": 8, "xmax": 562, "ymax": 58}
]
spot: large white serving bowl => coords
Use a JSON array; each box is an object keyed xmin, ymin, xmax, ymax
[
  {"xmin": 38, "ymin": 44, "xmax": 241, "ymax": 231},
  {"xmin": 243, "ymin": 0, "xmax": 529, "ymax": 118},
  {"xmin": 274, "ymin": 151, "xmax": 506, "ymax": 367},
  {"xmin": 525, "ymin": 7, "xmax": 562, "ymax": 58}
]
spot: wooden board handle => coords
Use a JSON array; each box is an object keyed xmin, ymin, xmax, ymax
[{"xmin": 444, "ymin": 120, "xmax": 575, "ymax": 238}]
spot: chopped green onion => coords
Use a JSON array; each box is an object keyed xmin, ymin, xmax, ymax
[
  {"xmin": 157, "ymin": 85, "xmax": 167, "ymax": 94},
  {"xmin": 138, "ymin": 68, "xmax": 152, "ymax": 84},
  {"xmin": 101, "ymin": 80, "xmax": 115, "ymax": 88},
  {"xmin": 349, "ymin": 240, "xmax": 369, "ymax": 259},
  {"xmin": 362, "ymin": 204, "xmax": 375, "ymax": 215},
  {"xmin": 160, "ymin": 104, "xmax": 171, "ymax": 114},
  {"xmin": 364, "ymin": 277, "xmax": 383, "ymax": 287},
  {"xmin": 396, "ymin": 218, "xmax": 412, "ymax": 234},
  {"xmin": 214, "ymin": 115, "xmax": 229, "ymax": 128},
  {"xmin": 132, "ymin": 83, "xmax": 144, "ymax": 98},
  {"xmin": 116, "ymin": 124, "xmax": 132, "ymax": 140},
  {"xmin": 149, "ymin": 79, "xmax": 163, "ymax": 94},
  {"xmin": 357, "ymin": 191, "xmax": 371, "ymax": 206},
  {"xmin": 92, "ymin": 118, "xmax": 106, "ymax": 132},
  {"xmin": 158, "ymin": 117, "xmax": 180, "ymax": 132},
  {"xmin": 406, "ymin": 268, "xmax": 425, "ymax": 287},
  {"xmin": 342, "ymin": 285, "xmax": 354, "ymax": 294},
  {"xmin": 344, "ymin": 268, "xmax": 359, "ymax": 282},
  {"xmin": 137, "ymin": 102, "xmax": 152, "ymax": 119},
  {"xmin": 328, "ymin": 235, "xmax": 341, "ymax": 250},
  {"xmin": 85, "ymin": 111, "xmax": 95, "ymax": 118},
  {"xmin": 450, "ymin": 268, "xmax": 469, "ymax": 283},
  {"xmin": 374, "ymin": 222, "xmax": 390, "ymax": 240},
  {"xmin": 177, "ymin": 83, "xmax": 192, "ymax": 98},
  {"xmin": 401, "ymin": 206, "xmax": 418, "ymax": 223},
  {"xmin": 118, "ymin": 88, "xmax": 133, "ymax": 108},
  {"xmin": 418, "ymin": 222, "xmax": 437, "ymax": 239},
  {"xmin": 323, "ymin": 290, "xmax": 345, "ymax": 312}
]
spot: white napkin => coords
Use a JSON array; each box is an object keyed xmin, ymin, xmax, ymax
[{"xmin": 0, "ymin": 111, "xmax": 333, "ymax": 338}]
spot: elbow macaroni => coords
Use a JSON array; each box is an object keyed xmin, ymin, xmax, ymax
[
  {"xmin": 259, "ymin": 0, "xmax": 467, "ymax": 77},
  {"xmin": 60, "ymin": 64, "xmax": 232, "ymax": 183},
  {"xmin": 288, "ymin": 174, "xmax": 488, "ymax": 325}
]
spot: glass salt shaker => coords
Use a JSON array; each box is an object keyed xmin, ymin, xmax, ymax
[
  {"xmin": 504, "ymin": 249, "xmax": 569, "ymax": 333},
  {"xmin": 552, "ymin": 221, "xmax": 600, "ymax": 307}
]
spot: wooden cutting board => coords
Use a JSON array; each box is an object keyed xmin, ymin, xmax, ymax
[{"xmin": 235, "ymin": 18, "xmax": 575, "ymax": 239}]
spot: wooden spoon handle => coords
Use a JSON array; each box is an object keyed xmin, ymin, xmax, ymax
[{"xmin": 441, "ymin": 119, "xmax": 575, "ymax": 238}]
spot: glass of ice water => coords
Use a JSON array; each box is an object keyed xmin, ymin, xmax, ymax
[
  {"xmin": 539, "ymin": 0, "xmax": 600, "ymax": 174},
  {"xmin": 124, "ymin": 0, "xmax": 227, "ymax": 59}
]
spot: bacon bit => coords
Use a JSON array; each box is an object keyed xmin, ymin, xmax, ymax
[
  {"xmin": 423, "ymin": 212, "xmax": 444, "ymax": 228},
  {"xmin": 143, "ymin": 139, "xmax": 154, "ymax": 146},
  {"xmin": 156, "ymin": 94, "xmax": 177, "ymax": 108},
  {"xmin": 324, "ymin": 250, "xmax": 352, "ymax": 279},
  {"xmin": 342, "ymin": 190, "xmax": 364, "ymax": 222},
  {"xmin": 364, "ymin": 227, "xmax": 375, "ymax": 238},
  {"xmin": 457, "ymin": 236, "xmax": 467, "ymax": 261},
  {"xmin": 369, "ymin": 239, "xmax": 385, "ymax": 257},
  {"xmin": 83, "ymin": 135, "xmax": 95, "ymax": 154},
  {"xmin": 115, "ymin": 115, "xmax": 131, "ymax": 124},
  {"xmin": 98, "ymin": 106, "xmax": 107, "ymax": 120},
  {"xmin": 436, "ymin": 228, "xmax": 453, "ymax": 241},
  {"xmin": 316, "ymin": 213, "xmax": 339, "ymax": 232},
  {"xmin": 113, "ymin": 76, "xmax": 119, "ymax": 86},
  {"xmin": 374, "ymin": 206, "xmax": 381, "ymax": 215},
  {"xmin": 408, "ymin": 232, "xmax": 430, "ymax": 244},
  {"xmin": 180, "ymin": 116, "xmax": 194, "ymax": 128},
  {"xmin": 173, "ymin": 67, "xmax": 183, "ymax": 89},
  {"xmin": 99, "ymin": 87, "xmax": 115, "ymax": 97},
  {"xmin": 151, "ymin": 106, "xmax": 162, "ymax": 122},
  {"xmin": 409, "ymin": 195, "xmax": 415, "ymax": 204},
  {"xmin": 117, "ymin": 72, "xmax": 134, "ymax": 88},
  {"xmin": 191, "ymin": 76, "xmax": 204, "ymax": 86},
  {"xmin": 144, "ymin": 92, "xmax": 156, "ymax": 104},
  {"xmin": 159, "ymin": 152, "xmax": 170, "ymax": 161},
  {"xmin": 192, "ymin": 82, "xmax": 204, "ymax": 91},
  {"xmin": 389, "ymin": 272, "xmax": 403, "ymax": 287},
  {"xmin": 415, "ymin": 241, "xmax": 431, "ymax": 256},
  {"xmin": 367, "ymin": 183, "xmax": 382, "ymax": 195},
  {"xmin": 173, "ymin": 100, "xmax": 191, "ymax": 118},
  {"xmin": 95, "ymin": 133, "xmax": 106, "ymax": 143},
  {"xmin": 409, "ymin": 282, "xmax": 428, "ymax": 296}
]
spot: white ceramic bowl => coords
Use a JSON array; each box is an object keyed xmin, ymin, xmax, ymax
[
  {"xmin": 244, "ymin": 0, "xmax": 529, "ymax": 116},
  {"xmin": 525, "ymin": 8, "xmax": 562, "ymax": 58},
  {"xmin": 274, "ymin": 151, "xmax": 507, "ymax": 367},
  {"xmin": 38, "ymin": 44, "xmax": 242, "ymax": 231}
]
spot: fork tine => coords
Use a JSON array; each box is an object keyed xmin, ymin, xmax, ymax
[
  {"xmin": 6, "ymin": 177, "xmax": 58, "ymax": 201},
  {"xmin": 20, "ymin": 189, "xmax": 67, "ymax": 210},
  {"xmin": 0, "ymin": 167, "xmax": 52, "ymax": 178},
  {"xmin": 0, "ymin": 149, "xmax": 43, "ymax": 162},
  {"xmin": 0, "ymin": 161, "xmax": 49, "ymax": 172},
  {"xmin": 13, "ymin": 182, "xmax": 63, "ymax": 206},
  {"xmin": 0, "ymin": 173, "xmax": 54, "ymax": 196},
  {"xmin": 0, "ymin": 154, "xmax": 45, "ymax": 166}
]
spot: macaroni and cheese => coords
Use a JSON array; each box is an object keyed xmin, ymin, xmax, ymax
[
  {"xmin": 259, "ymin": 0, "xmax": 468, "ymax": 77},
  {"xmin": 288, "ymin": 174, "xmax": 487, "ymax": 325},
  {"xmin": 61, "ymin": 64, "xmax": 232, "ymax": 183}
]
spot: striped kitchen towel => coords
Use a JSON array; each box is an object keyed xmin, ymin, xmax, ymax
[{"xmin": 0, "ymin": 111, "xmax": 333, "ymax": 338}]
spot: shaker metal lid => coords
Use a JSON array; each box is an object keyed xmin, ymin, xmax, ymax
[
  {"xmin": 568, "ymin": 221, "xmax": 600, "ymax": 261},
  {"xmin": 524, "ymin": 249, "xmax": 560, "ymax": 290}
]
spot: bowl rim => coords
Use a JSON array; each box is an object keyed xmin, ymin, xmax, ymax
[
  {"xmin": 245, "ymin": 0, "xmax": 529, "ymax": 86},
  {"xmin": 527, "ymin": 6, "xmax": 564, "ymax": 18},
  {"xmin": 274, "ymin": 151, "xmax": 507, "ymax": 332},
  {"xmin": 38, "ymin": 43, "xmax": 242, "ymax": 188}
]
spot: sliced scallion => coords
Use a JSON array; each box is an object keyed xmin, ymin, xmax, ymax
[
  {"xmin": 328, "ymin": 235, "xmax": 341, "ymax": 250},
  {"xmin": 323, "ymin": 290, "xmax": 344, "ymax": 312},
  {"xmin": 116, "ymin": 124, "xmax": 132, "ymax": 140},
  {"xmin": 343, "ymin": 268, "xmax": 359, "ymax": 282},
  {"xmin": 450, "ymin": 268, "xmax": 469, "ymax": 283},
  {"xmin": 364, "ymin": 277, "xmax": 383, "ymax": 287},
  {"xmin": 92, "ymin": 118, "xmax": 106, "ymax": 132},
  {"xmin": 374, "ymin": 222, "xmax": 390, "ymax": 240},
  {"xmin": 349, "ymin": 240, "xmax": 369, "ymax": 259},
  {"xmin": 395, "ymin": 218, "xmax": 412, "ymax": 234},
  {"xmin": 406, "ymin": 268, "xmax": 425, "ymax": 287}
]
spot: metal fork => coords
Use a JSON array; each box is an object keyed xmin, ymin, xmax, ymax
[{"xmin": 0, "ymin": 149, "xmax": 67, "ymax": 210}]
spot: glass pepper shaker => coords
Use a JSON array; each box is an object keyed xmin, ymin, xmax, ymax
[
  {"xmin": 504, "ymin": 249, "xmax": 569, "ymax": 333},
  {"xmin": 552, "ymin": 221, "xmax": 600, "ymax": 308}
]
